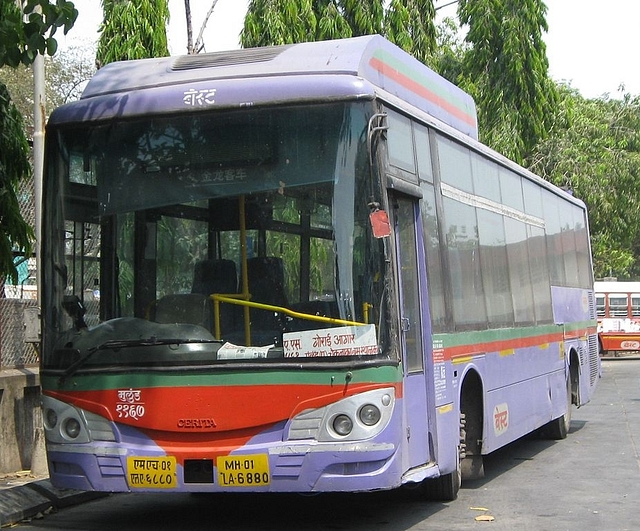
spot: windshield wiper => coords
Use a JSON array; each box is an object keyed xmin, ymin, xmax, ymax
[{"xmin": 62, "ymin": 337, "xmax": 221, "ymax": 378}]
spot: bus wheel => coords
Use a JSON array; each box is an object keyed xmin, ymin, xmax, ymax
[
  {"xmin": 543, "ymin": 376, "xmax": 572, "ymax": 440},
  {"xmin": 422, "ymin": 444, "xmax": 461, "ymax": 501}
]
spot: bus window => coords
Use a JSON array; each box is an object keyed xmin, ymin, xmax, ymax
[
  {"xmin": 608, "ymin": 294, "xmax": 628, "ymax": 317},
  {"xmin": 500, "ymin": 168, "xmax": 535, "ymax": 324},
  {"xmin": 386, "ymin": 110, "xmax": 417, "ymax": 178},
  {"xmin": 632, "ymin": 295, "xmax": 640, "ymax": 317}
]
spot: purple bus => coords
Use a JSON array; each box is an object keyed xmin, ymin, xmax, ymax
[{"xmin": 40, "ymin": 35, "xmax": 599, "ymax": 501}]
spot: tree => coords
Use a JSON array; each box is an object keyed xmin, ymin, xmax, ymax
[
  {"xmin": 240, "ymin": 0, "xmax": 437, "ymax": 60},
  {"xmin": 530, "ymin": 84, "xmax": 640, "ymax": 279},
  {"xmin": 95, "ymin": 0, "xmax": 169, "ymax": 68},
  {"xmin": 385, "ymin": 0, "xmax": 435, "ymax": 65},
  {"xmin": 430, "ymin": 15, "xmax": 468, "ymax": 82},
  {"xmin": 457, "ymin": 0, "xmax": 558, "ymax": 164},
  {"xmin": 1, "ymin": 45, "xmax": 95, "ymax": 137},
  {"xmin": 183, "ymin": 0, "xmax": 220, "ymax": 55},
  {"xmin": 0, "ymin": 82, "xmax": 32, "ymax": 285},
  {"xmin": 0, "ymin": 0, "xmax": 77, "ymax": 68},
  {"xmin": 241, "ymin": 0, "xmax": 318, "ymax": 47},
  {"xmin": 0, "ymin": 0, "xmax": 77, "ymax": 285}
]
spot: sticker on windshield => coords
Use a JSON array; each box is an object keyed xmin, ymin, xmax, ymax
[
  {"xmin": 283, "ymin": 324, "xmax": 378, "ymax": 358},
  {"xmin": 217, "ymin": 343, "xmax": 273, "ymax": 360}
]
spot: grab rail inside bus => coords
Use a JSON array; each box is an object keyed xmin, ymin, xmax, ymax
[{"xmin": 211, "ymin": 293, "xmax": 369, "ymax": 345}]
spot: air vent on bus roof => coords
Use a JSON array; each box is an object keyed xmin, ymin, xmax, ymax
[{"xmin": 171, "ymin": 45, "xmax": 293, "ymax": 71}]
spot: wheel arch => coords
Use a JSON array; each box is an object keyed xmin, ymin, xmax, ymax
[
  {"xmin": 568, "ymin": 347, "xmax": 580, "ymax": 406},
  {"xmin": 458, "ymin": 366, "xmax": 485, "ymax": 481}
]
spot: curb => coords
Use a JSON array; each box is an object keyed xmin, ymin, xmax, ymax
[{"xmin": 0, "ymin": 479, "xmax": 107, "ymax": 528}]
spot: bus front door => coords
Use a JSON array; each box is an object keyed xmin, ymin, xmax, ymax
[{"xmin": 391, "ymin": 193, "xmax": 434, "ymax": 470}]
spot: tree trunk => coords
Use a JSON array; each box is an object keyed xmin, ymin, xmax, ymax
[{"xmin": 184, "ymin": 0, "xmax": 194, "ymax": 54}]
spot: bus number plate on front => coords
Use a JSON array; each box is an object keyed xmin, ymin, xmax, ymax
[
  {"xmin": 127, "ymin": 456, "xmax": 177, "ymax": 489},
  {"xmin": 217, "ymin": 454, "xmax": 270, "ymax": 487}
]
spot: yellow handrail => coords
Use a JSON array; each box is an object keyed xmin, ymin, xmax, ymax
[
  {"xmin": 238, "ymin": 196, "xmax": 251, "ymax": 345},
  {"xmin": 211, "ymin": 293, "xmax": 368, "ymax": 343}
]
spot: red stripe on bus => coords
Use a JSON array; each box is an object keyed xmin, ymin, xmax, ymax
[
  {"xmin": 442, "ymin": 335, "xmax": 559, "ymax": 360},
  {"xmin": 369, "ymin": 56, "xmax": 477, "ymax": 128}
]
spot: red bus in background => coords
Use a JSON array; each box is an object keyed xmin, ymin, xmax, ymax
[{"xmin": 595, "ymin": 281, "xmax": 640, "ymax": 356}]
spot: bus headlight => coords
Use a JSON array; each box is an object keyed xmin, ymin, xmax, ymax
[
  {"xmin": 63, "ymin": 418, "xmax": 82, "ymax": 439},
  {"xmin": 41, "ymin": 395, "xmax": 116, "ymax": 444},
  {"xmin": 359, "ymin": 404, "xmax": 381, "ymax": 426},
  {"xmin": 288, "ymin": 387, "xmax": 395, "ymax": 442},
  {"xmin": 44, "ymin": 408, "xmax": 58, "ymax": 430},
  {"xmin": 332, "ymin": 414, "xmax": 354, "ymax": 436}
]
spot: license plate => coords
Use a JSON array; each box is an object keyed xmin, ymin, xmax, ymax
[
  {"xmin": 217, "ymin": 454, "xmax": 270, "ymax": 487},
  {"xmin": 127, "ymin": 456, "xmax": 177, "ymax": 489}
]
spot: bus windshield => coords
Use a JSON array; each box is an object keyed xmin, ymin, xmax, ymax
[{"xmin": 43, "ymin": 101, "xmax": 393, "ymax": 371}]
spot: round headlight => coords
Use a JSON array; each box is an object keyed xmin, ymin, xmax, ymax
[
  {"xmin": 63, "ymin": 418, "xmax": 81, "ymax": 439},
  {"xmin": 332, "ymin": 414, "xmax": 353, "ymax": 436},
  {"xmin": 359, "ymin": 404, "xmax": 381, "ymax": 426},
  {"xmin": 45, "ymin": 408, "xmax": 58, "ymax": 429}
]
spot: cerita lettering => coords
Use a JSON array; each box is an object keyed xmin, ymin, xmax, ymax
[{"xmin": 177, "ymin": 418, "xmax": 216, "ymax": 429}]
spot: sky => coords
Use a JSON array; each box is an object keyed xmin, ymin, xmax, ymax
[{"xmin": 57, "ymin": 0, "xmax": 640, "ymax": 100}]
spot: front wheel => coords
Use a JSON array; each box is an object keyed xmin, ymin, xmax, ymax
[
  {"xmin": 543, "ymin": 376, "xmax": 572, "ymax": 440},
  {"xmin": 422, "ymin": 450, "xmax": 461, "ymax": 501},
  {"xmin": 422, "ymin": 417, "xmax": 462, "ymax": 501}
]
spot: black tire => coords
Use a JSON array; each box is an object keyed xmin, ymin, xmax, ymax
[
  {"xmin": 544, "ymin": 376, "xmax": 572, "ymax": 440},
  {"xmin": 422, "ymin": 449, "xmax": 461, "ymax": 501}
]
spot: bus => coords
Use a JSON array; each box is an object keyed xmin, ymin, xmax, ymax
[
  {"xmin": 40, "ymin": 35, "xmax": 599, "ymax": 501},
  {"xmin": 595, "ymin": 280, "xmax": 640, "ymax": 356}
]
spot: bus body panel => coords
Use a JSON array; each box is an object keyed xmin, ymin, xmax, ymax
[{"xmin": 43, "ymin": 375, "xmax": 412, "ymax": 493}]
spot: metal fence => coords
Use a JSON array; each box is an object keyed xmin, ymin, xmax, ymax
[
  {"xmin": 0, "ymin": 298, "xmax": 39, "ymax": 368},
  {"xmin": 1, "ymin": 173, "xmax": 39, "ymax": 369}
]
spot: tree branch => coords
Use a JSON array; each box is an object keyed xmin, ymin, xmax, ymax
[{"xmin": 194, "ymin": 0, "xmax": 219, "ymax": 54}]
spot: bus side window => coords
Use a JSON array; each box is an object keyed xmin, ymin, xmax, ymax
[
  {"xmin": 632, "ymin": 294, "xmax": 640, "ymax": 317},
  {"xmin": 608, "ymin": 295, "xmax": 628, "ymax": 318}
]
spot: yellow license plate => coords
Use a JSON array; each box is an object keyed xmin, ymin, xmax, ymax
[
  {"xmin": 127, "ymin": 456, "xmax": 177, "ymax": 489},
  {"xmin": 217, "ymin": 454, "xmax": 270, "ymax": 487}
]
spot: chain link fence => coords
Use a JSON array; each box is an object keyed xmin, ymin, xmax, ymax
[
  {"xmin": 1, "ymin": 174, "xmax": 39, "ymax": 369},
  {"xmin": 0, "ymin": 299, "xmax": 39, "ymax": 368}
]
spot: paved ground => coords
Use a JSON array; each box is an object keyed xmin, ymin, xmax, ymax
[{"xmin": 0, "ymin": 472, "xmax": 104, "ymax": 528}]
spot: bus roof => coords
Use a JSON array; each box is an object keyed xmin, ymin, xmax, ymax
[
  {"xmin": 594, "ymin": 281, "xmax": 640, "ymax": 294},
  {"xmin": 52, "ymin": 35, "xmax": 478, "ymax": 139}
]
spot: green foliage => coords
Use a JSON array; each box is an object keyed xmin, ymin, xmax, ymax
[
  {"xmin": 341, "ymin": 0, "xmax": 384, "ymax": 36},
  {"xmin": 242, "ymin": 0, "xmax": 318, "ymax": 46},
  {"xmin": 385, "ymin": 0, "xmax": 436, "ymax": 64},
  {"xmin": 1, "ymin": 46, "xmax": 95, "ymax": 135},
  {"xmin": 430, "ymin": 16, "xmax": 467, "ymax": 79},
  {"xmin": 458, "ymin": 0, "xmax": 557, "ymax": 164},
  {"xmin": 0, "ymin": 0, "xmax": 76, "ymax": 284},
  {"xmin": 0, "ymin": 83, "xmax": 34, "ymax": 283},
  {"xmin": 95, "ymin": 0, "xmax": 169, "ymax": 67},
  {"xmin": 241, "ymin": 0, "xmax": 436, "ymax": 59},
  {"xmin": 529, "ymin": 85, "xmax": 640, "ymax": 279},
  {"xmin": 0, "ymin": 0, "xmax": 78, "ymax": 68}
]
